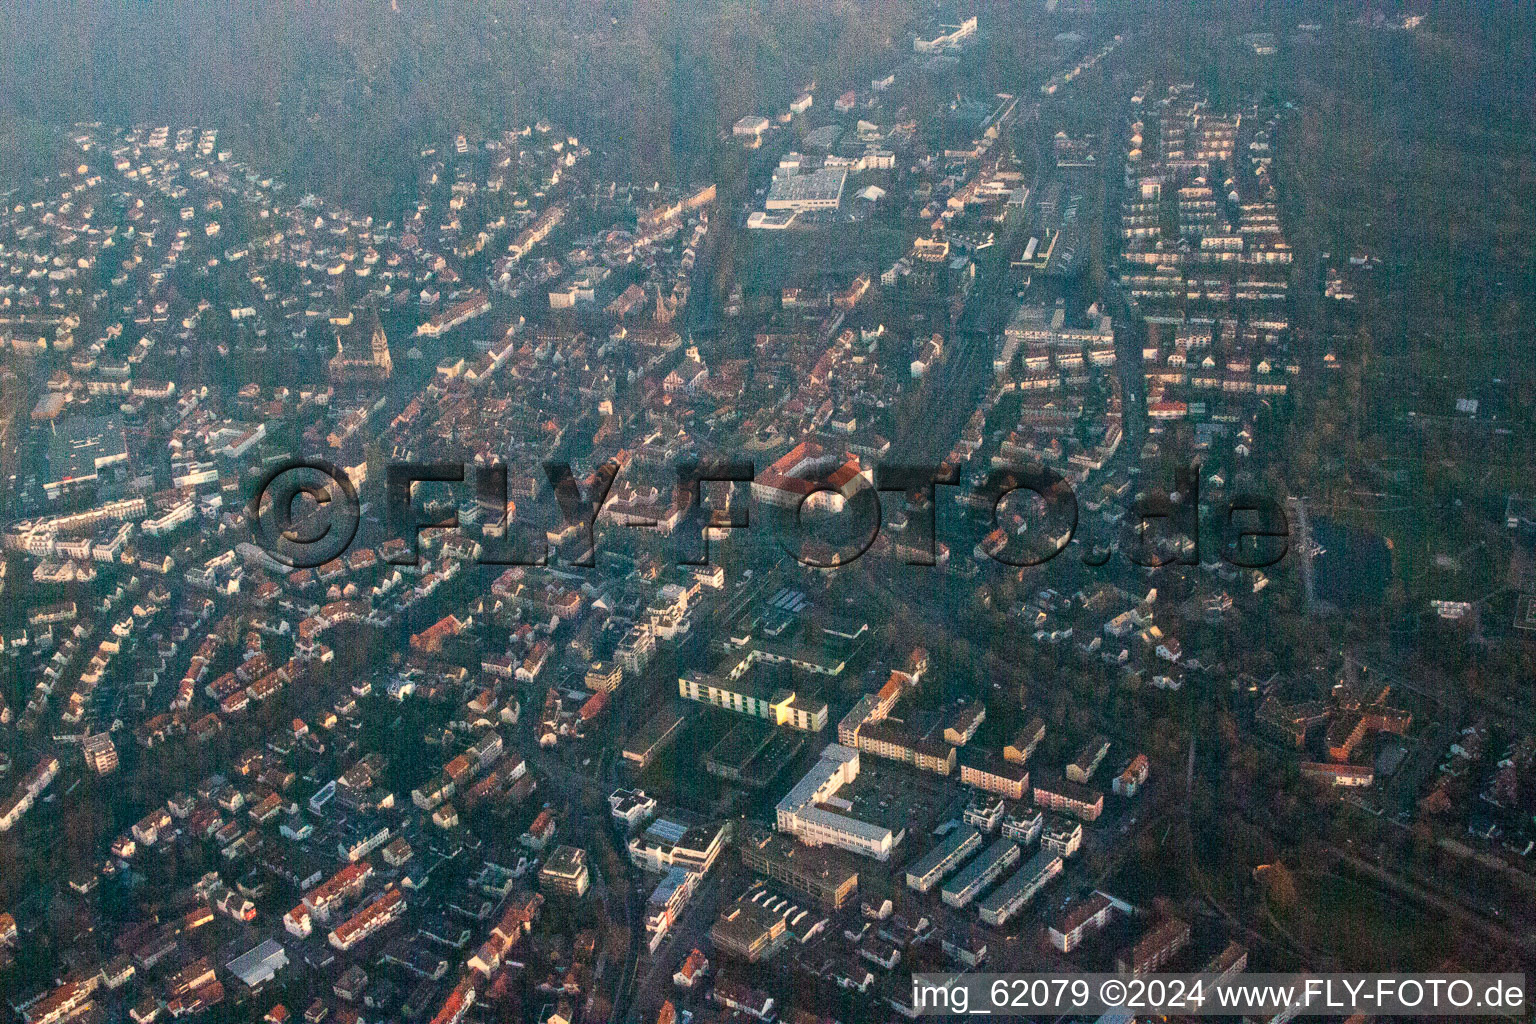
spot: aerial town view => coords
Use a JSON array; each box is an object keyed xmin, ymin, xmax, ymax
[{"xmin": 0, "ymin": 2, "xmax": 1532, "ymax": 1023}]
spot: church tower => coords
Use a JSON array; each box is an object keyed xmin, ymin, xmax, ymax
[
  {"xmin": 327, "ymin": 305, "xmax": 392, "ymax": 383},
  {"xmin": 367, "ymin": 305, "xmax": 393, "ymax": 378}
]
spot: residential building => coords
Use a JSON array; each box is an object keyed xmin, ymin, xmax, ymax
[
  {"xmin": 1205, "ymin": 939, "xmax": 1249, "ymax": 979},
  {"xmin": 1113, "ymin": 754, "xmax": 1150, "ymax": 796},
  {"xmin": 1066, "ymin": 735, "xmax": 1111, "ymax": 784},
  {"xmin": 1041, "ymin": 817, "xmax": 1083, "ymax": 857},
  {"xmin": 674, "ymin": 948, "xmax": 709, "ymax": 988},
  {"xmin": 733, "ymin": 116, "xmax": 771, "ymax": 138},
  {"xmin": 1117, "ymin": 917, "xmax": 1191, "ymax": 974},
  {"xmin": 1032, "ymin": 777, "xmax": 1104, "ymax": 821},
  {"xmin": 539, "ymin": 846, "xmax": 591, "ymax": 897},
  {"xmin": 303, "ymin": 862, "xmax": 373, "ymax": 922},
  {"xmin": 960, "ymin": 755, "xmax": 1029, "ymax": 799},
  {"xmin": 1000, "ymin": 806, "xmax": 1044, "ymax": 844},
  {"xmin": 855, "ymin": 720, "xmax": 955, "ymax": 775},
  {"xmin": 962, "ymin": 792, "xmax": 1005, "ymax": 831},
  {"xmin": 905, "ymin": 826, "xmax": 983, "ymax": 894},
  {"xmin": 944, "ymin": 704, "xmax": 985, "ymax": 746},
  {"xmin": 941, "ymin": 838, "xmax": 1019, "ymax": 908},
  {"xmin": 328, "ymin": 888, "xmax": 406, "ymax": 951},
  {"xmin": 1048, "ymin": 892, "xmax": 1116, "ymax": 952},
  {"xmin": 977, "ymin": 850, "xmax": 1063, "ymax": 926},
  {"xmin": 1004, "ymin": 718, "xmax": 1046, "ymax": 763},
  {"xmin": 585, "ymin": 661, "xmax": 623, "ymax": 693},
  {"xmin": 646, "ymin": 867, "xmax": 702, "ymax": 951},
  {"xmin": 82, "ymin": 732, "xmax": 119, "ymax": 775},
  {"xmin": 678, "ymin": 669, "xmax": 827, "ymax": 732}
]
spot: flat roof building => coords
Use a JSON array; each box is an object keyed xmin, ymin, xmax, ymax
[
  {"xmin": 977, "ymin": 849, "xmax": 1063, "ymax": 926},
  {"xmin": 628, "ymin": 818, "xmax": 728, "ymax": 875},
  {"xmin": 941, "ymin": 838, "xmax": 1019, "ymax": 908},
  {"xmin": 539, "ymin": 845, "xmax": 591, "ymax": 897},
  {"xmin": 46, "ymin": 414, "xmax": 128, "ymax": 497},
  {"xmin": 765, "ymin": 168, "xmax": 848, "ymax": 212},
  {"xmin": 227, "ymin": 939, "xmax": 288, "ymax": 989},
  {"xmin": 609, "ymin": 788, "xmax": 657, "ymax": 830},
  {"xmin": 623, "ymin": 706, "xmax": 686, "ymax": 769},
  {"xmin": 733, "ymin": 116, "xmax": 771, "ymax": 137},
  {"xmin": 776, "ymin": 745, "xmax": 898, "ymax": 861},
  {"xmin": 906, "ymin": 825, "xmax": 984, "ymax": 893},
  {"xmin": 1000, "ymin": 806, "xmax": 1044, "ymax": 844},
  {"xmin": 709, "ymin": 883, "xmax": 828, "ymax": 963},
  {"xmin": 737, "ymin": 821, "xmax": 859, "ymax": 908},
  {"xmin": 914, "ymin": 15, "xmax": 977, "ymax": 53},
  {"xmin": 679, "ymin": 667, "xmax": 827, "ymax": 732},
  {"xmin": 1041, "ymin": 816, "xmax": 1083, "ymax": 857},
  {"xmin": 82, "ymin": 732, "xmax": 119, "ymax": 775},
  {"xmin": 706, "ymin": 720, "xmax": 806, "ymax": 785}
]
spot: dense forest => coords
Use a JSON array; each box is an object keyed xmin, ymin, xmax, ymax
[
  {"xmin": 0, "ymin": 0, "xmax": 926, "ymax": 212},
  {"xmin": 5, "ymin": 0, "xmax": 1528, "ymax": 214}
]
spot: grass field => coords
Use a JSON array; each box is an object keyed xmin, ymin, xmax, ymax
[{"xmin": 1286, "ymin": 872, "xmax": 1455, "ymax": 970}]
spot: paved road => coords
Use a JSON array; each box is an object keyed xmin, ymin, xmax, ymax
[
  {"xmin": 521, "ymin": 740, "xmax": 643, "ymax": 1018},
  {"xmin": 627, "ymin": 859, "xmax": 746, "ymax": 1023}
]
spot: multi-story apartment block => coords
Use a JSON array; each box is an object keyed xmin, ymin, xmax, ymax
[
  {"xmin": 906, "ymin": 825, "xmax": 984, "ymax": 894},
  {"xmin": 977, "ymin": 849, "xmax": 1063, "ymax": 926},
  {"xmin": 962, "ymin": 793, "xmax": 1005, "ymax": 832},
  {"xmin": 941, "ymin": 838, "xmax": 1019, "ymax": 908},
  {"xmin": 82, "ymin": 732, "xmax": 119, "ymax": 775},
  {"xmin": 960, "ymin": 755, "xmax": 1029, "ymax": 799},
  {"xmin": 1116, "ymin": 917, "xmax": 1191, "ymax": 974},
  {"xmin": 539, "ymin": 845, "xmax": 591, "ymax": 897},
  {"xmin": 585, "ymin": 660, "xmax": 623, "ymax": 693},
  {"xmin": 1032, "ymin": 777, "xmax": 1104, "ymax": 821},
  {"xmin": 1041, "ymin": 817, "xmax": 1083, "ymax": 857},
  {"xmin": 678, "ymin": 669, "xmax": 827, "ymax": 732},
  {"xmin": 1066, "ymin": 735, "xmax": 1111, "ymax": 784},
  {"xmin": 1004, "ymin": 718, "xmax": 1046, "ymax": 763},
  {"xmin": 1000, "ymin": 806, "xmax": 1044, "ymax": 844},
  {"xmin": 1048, "ymin": 892, "xmax": 1116, "ymax": 952}
]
